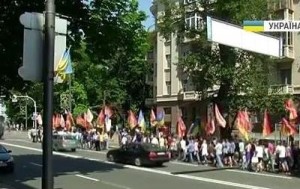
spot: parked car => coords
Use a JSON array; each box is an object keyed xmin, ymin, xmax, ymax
[
  {"xmin": 0, "ymin": 144, "xmax": 14, "ymax": 173},
  {"xmin": 106, "ymin": 143, "xmax": 170, "ymax": 166}
]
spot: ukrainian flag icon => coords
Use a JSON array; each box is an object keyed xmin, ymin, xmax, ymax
[{"xmin": 243, "ymin": 20, "xmax": 264, "ymax": 32}]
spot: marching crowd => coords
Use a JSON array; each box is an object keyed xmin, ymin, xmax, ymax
[
  {"xmin": 73, "ymin": 128, "xmax": 300, "ymax": 175},
  {"xmin": 25, "ymin": 126, "xmax": 300, "ymax": 175}
]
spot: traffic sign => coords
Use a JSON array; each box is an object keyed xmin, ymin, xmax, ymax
[{"xmin": 18, "ymin": 12, "xmax": 67, "ymax": 82}]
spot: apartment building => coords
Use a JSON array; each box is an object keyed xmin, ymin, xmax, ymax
[{"xmin": 145, "ymin": 0, "xmax": 300, "ymax": 132}]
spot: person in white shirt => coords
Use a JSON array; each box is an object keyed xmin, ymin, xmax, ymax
[
  {"xmin": 239, "ymin": 140, "xmax": 245, "ymax": 163},
  {"xmin": 121, "ymin": 134, "xmax": 128, "ymax": 145},
  {"xmin": 276, "ymin": 141, "xmax": 289, "ymax": 174},
  {"xmin": 214, "ymin": 140, "xmax": 224, "ymax": 168},
  {"xmin": 255, "ymin": 141, "xmax": 264, "ymax": 172},
  {"xmin": 201, "ymin": 139, "xmax": 208, "ymax": 165},
  {"xmin": 194, "ymin": 139, "xmax": 200, "ymax": 164},
  {"xmin": 180, "ymin": 138, "xmax": 187, "ymax": 161},
  {"xmin": 151, "ymin": 135, "xmax": 159, "ymax": 145},
  {"xmin": 159, "ymin": 136, "xmax": 165, "ymax": 148}
]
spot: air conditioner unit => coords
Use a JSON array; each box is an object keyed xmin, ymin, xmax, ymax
[{"xmin": 184, "ymin": 0, "xmax": 195, "ymax": 5}]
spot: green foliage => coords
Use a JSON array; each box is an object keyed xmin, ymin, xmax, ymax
[
  {"xmin": 1, "ymin": 0, "xmax": 151, "ymax": 122},
  {"xmin": 84, "ymin": 0, "xmax": 151, "ymax": 109},
  {"xmin": 0, "ymin": 0, "xmax": 88, "ymax": 94},
  {"xmin": 157, "ymin": 0, "xmax": 286, "ymax": 116}
]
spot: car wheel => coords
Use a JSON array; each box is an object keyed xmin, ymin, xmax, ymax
[
  {"xmin": 71, "ymin": 148, "xmax": 76, "ymax": 152},
  {"xmin": 134, "ymin": 158, "xmax": 142, "ymax": 166},
  {"xmin": 107, "ymin": 154, "xmax": 115, "ymax": 162}
]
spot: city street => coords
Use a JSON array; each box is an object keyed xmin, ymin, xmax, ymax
[{"xmin": 1, "ymin": 132, "xmax": 300, "ymax": 189}]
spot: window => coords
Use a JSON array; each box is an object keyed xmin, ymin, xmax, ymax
[
  {"xmin": 164, "ymin": 107, "xmax": 171, "ymax": 114},
  {"xmin": 166, "ymin": 54, "xmax": 171, "ymax": 68},
  {"xmin": 287, "ymin": 32, "xmax": 293, "ymax": 46},
  {"xmin": 280, "ymin": 69, "xmax": 291, "ymax": 85},
  {"xmin": 166, "ymin": 81, "xmax": 171, "ymax": 95},
  {"xmin": 185, "ymin": 12, "xmax": 203, "ymax": 30}
]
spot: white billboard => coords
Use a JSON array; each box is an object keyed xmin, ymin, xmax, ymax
[{"xmin": 207, "ymin": 16, "xmax": 282, "ymax": 57}]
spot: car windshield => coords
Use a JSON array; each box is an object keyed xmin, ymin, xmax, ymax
[
  {"xmin": 0, "ymin": 145, "xmax": 7, "ymax": 153},
  {"xmin": 63, "ymin": 135, "xmax": 75, "ymax": 140},
  {"xmin": 142, "ymin": 143, "xmax": 164, "ymax": 151}
]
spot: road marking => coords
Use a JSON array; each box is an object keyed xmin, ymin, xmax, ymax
[
  {"xmin": 77, "ymin": 149, "xmax": 106, "ymax": 154},
  {"xmin": 1, "ymin": 142, "xmax": 271, "ymax": 189},
  {"xmin": 75, "ymin": 174, "xmax": 99, "ymax": 182},
  {"xmin": 226, "ymin": 169, "xmax": 292, "ymax": 180},
  {"xmin": 100, "ymin": 180, "xmax": 132, "ymax": 189},
  {"xmin": 30, "ymin": 162, "xmax": 42, "ymax": 167},
  {"xmin": 4, "ymin": 139, "xmax": 31, "ymax": 143},
  {"xmin": 170, "ymin": 161, "xmax": 199, "ymax": 167}
]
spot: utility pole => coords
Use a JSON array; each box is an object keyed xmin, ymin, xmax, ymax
[{"xmin": 43, "ymin": 0, "xmax": 55, "ymax": 188}]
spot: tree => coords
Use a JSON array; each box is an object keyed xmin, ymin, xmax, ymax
[
  {"xmin": 156, "ymin": 0, "xmax": 288, "ymax": 117},
  {"xmin": 1, "ymin": 0, "xmax": 151, "ymax": 122},
  {"xmin": 84, "ymin": 0, "xmax": 151, "ymax": 110},
  {"xmin": 0, "ymin": 0, "xmax": 88, "ymax": 94}
]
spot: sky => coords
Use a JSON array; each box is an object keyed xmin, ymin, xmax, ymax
[{"xmin": 138, "ymin": 0, "xmax": 154, "ymax": 29}]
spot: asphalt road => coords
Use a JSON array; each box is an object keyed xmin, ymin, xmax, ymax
[{"xmin": 1, "ymin": 131, "xmax": 300, "ymax": 189}]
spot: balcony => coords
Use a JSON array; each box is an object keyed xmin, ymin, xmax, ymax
[
  {"xmin": 178, "ymin": 91, "xmax": 200, "ymax": 101},
  {"xmin": 268, "ymin": 0, "xmax": 293, "ymax": 11},
  {"xmin": 268, "ymin": 84, "xmax": 293, "ymax": 95},
  {"xmin": 281, "ymin": 45, "xmax": 294, "ymax": 59}
]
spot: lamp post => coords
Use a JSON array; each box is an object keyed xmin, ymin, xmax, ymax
[{"xmin": 12, "ymin": 95, "xmax": 37, "ymax": 130}]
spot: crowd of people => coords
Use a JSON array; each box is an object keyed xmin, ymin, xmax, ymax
[
  {"xmin": 115, "ymin": 129, "xmax": 300, "ymax": 175},
  {"xmin": 25, "ymin": 126, "xmax": 300, "ymax": 175}
]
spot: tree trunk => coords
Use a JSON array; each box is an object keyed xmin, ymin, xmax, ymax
[{"xmin": 215, "ymin": 44, "xmax": 237, "ymax": 139}]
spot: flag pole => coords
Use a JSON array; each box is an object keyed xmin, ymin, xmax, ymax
[{"xmin": 68, "ymin": 74, "xmax": 72, "ymax": 112}]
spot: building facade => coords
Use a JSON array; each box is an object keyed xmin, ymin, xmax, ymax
[{"xmin": 146, "ymin": 0, "xmax": 300, "ymax": 132}]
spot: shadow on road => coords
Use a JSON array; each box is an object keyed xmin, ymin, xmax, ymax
[
  {"xmin": 171, "ymin": 166, "xmax": 237, "ymax": 175},
  {"xmin": 0, "ymin": 152, "xmax": 125, "ymax": 189}
]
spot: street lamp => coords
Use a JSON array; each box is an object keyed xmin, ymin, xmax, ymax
[{"xmin": 12, "ymin": 95, "xmax": 37, "ymax": 130}]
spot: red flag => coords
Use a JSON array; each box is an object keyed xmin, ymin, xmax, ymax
[
  {"xmin": 54, "ymin": 114, "xmax": 61, "ymax": 128},
  {"xmin": 65, "ymin": 112, "xmax": 74, "ymax": 131},
  {"xmin": 83, "ymin": 113, "xmax": 91, "ymax": 129},
  {"xmin": 205, "ymin": 106, "xmax": 215, "ymax": 136},
  {"xmin": 150, "ymin": 109, "xmax": 157, "ymax": 127},
  {"xmin": 281, "ymin": 118, "xmax": 297, "ymax": 136},
  {"xmin": 243, "ymin": 110, "xmax": 252, "ymax": 132},
  {"xmin": 76, "ymin": 114, "xmax": 90, "ymax": 129},
  {"xmin": 285, "ymin": 99, "xmax": 298, "ymax": 120},
  {"xmin": 52, "ymin": 114, "xmax": 56, "ymax": 128},
  {"xmin": 177, "ymin": 116, "xmax": 186, "ymax": 137},
  {"xmin": 236, "ymin": 111, "xmax": 250, "ymax": 141},
  {"xmin": 97, "ymin": 109, "xmax": 105, "ymax": 127},
  {"xmin": 127, "ymin": 110, "xmax": 137, "ymax": 129},
  {"xmin": 205, "ymin": 116, "xmax": 215, "ymax": 135},
  {"xmin": 262, "ymin": 110, "xmax": 272, "ymax": 137},
  {"xmin": 104, "ymin": 106, "xmax": 113, "ymax": 118},
  {"xmin": 214, "ymin": 104, "xmax": 226, "ymax": 128}
]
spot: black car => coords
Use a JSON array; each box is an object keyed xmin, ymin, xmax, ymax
[
  {"xmin": 0, "ymin": 144, "xmax": 14, "ymax": 173},
  {"xmin": 106, "ymin": 143, "xmax": 170, "ymax": 166}
]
